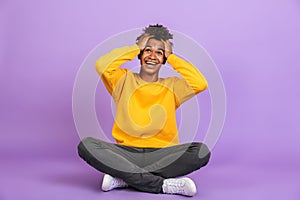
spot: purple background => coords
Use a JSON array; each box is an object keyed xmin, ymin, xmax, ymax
[{"xmin": 1, "ymin": 0, "xmax": 300, "ymax": 199}]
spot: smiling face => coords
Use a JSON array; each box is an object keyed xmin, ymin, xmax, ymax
[{"xmin": 140, "ymin": 38, "xmax": 165, "ymax": 80}]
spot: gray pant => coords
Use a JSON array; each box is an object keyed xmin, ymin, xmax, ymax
[{"xmin": 77, "ymin": 137, "xmax": 211, "ymax": 193}]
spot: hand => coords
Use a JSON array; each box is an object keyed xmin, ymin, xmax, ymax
[
  {"xmin": 136, "ymin": 34, "xmax": 151, "ymax": 50},
  {"xmin": 163, "ymin": 40, "xmax": 173, "ymax": 58}
]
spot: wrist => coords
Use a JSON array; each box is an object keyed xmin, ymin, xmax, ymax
[{"xmin": 166, "ymin": 53, "xmax": 175, "ymax": 62}]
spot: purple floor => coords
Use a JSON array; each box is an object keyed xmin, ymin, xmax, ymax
[{"xmin": 1, "ymin": 157, "xmax": 299, "ymax": 200}]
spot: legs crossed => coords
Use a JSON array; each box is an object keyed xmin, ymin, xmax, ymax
[{"xmin": 77, "ymin": 137, "xmax": 210, "ymax": 193}]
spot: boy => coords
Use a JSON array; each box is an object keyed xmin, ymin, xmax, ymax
[{"xmin": 78, "ymin": 24, "xmax": 210, "ymax": 196}]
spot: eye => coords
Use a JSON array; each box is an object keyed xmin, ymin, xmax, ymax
[
  {"xmin": 156, "ymin": 51, "xmax": 163, "ymax": 56},
  {"xmin": 144, "ymin": 48, "xmax": 151, "ymax": 53}
]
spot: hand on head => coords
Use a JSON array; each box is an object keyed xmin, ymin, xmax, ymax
[
  {"xmin": 136, "ymin": 34, "xmax": 152, "ymax": 50},
  {"xmin": 163, "ymin": 40, "xmax": 172, "ymax": 58}
]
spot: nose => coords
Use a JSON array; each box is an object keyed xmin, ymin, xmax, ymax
[{"xmin": 149, "ymin": 51, "xmax": 156, "ymax": 59}]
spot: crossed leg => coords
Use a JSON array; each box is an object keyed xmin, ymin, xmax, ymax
[{"xmin": 77, "ymin": 137, "xmax": 210, "ymax": 193}]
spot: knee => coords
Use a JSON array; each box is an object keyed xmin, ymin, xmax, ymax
[
  {"xmin": 198, "ymin": 143, "xmax": 211, "ymax": 161},
  {"xmin": 77, "ymin": 137, "xmax": 95, "ymax": 156},
  {"xmin": 190, "ymin": 142, "xmax": 211, "ymax": 167},
  {"xmin": 79, "ymin": 137, "xmax": 97, "ymax": 145}
]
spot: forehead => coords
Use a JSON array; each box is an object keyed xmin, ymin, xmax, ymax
[{"xmin": 145, "ymin": 38, "xmax": 164, "ymax": 50}]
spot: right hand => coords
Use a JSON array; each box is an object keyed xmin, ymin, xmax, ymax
[{"xmin": 136, "ymin": 34, "xmax": 151, "ymax": 50}]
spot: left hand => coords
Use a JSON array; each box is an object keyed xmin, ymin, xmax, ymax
[{"xmin": 163, "ymin": 40, "xmax": 173, "ymax": 58}]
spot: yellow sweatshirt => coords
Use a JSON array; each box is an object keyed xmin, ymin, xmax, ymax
[{"xmin": 95, "ymin": 44, "xmax": 207, "ymax": 148}]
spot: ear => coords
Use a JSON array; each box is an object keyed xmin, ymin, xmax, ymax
[{"xmin": 137, "ymin": 49, "xmax": 144, "ymax": 60}]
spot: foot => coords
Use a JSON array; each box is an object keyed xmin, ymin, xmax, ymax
[
  {"xmin": 101, "ymin": 174, "xmax": 128, "ymax": 191},
  {"xmin": 162, "ymin": 177, "xmax": 197, "ymax": 197}
]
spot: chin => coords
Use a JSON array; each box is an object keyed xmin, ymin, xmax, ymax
[{"xmin": 144, "ymin": 69, "xmax": 157, "ymax": 74}]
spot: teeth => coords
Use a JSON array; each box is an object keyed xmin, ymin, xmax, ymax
[{"xmin": 146, "ymin": 62, "xmax": 156, "ymax": 65}]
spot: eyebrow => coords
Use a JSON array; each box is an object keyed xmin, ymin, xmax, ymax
[{"xmin": 145, "ymin": 45, "xmax": 165, "ymax": 51}]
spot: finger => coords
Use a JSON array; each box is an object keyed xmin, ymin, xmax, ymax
[
  {"xmin": 166, "ymin": 41, "xmax": 173, "ymax": 52},
  {"xmin": 137, "ymin": 34, "xmax": 151, "ymax": 50},
  {"xmin": 164, "ymin": 41, "xmax": 172, "ymax": 53}
]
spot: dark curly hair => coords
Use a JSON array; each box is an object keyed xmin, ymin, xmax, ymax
[{"xmin": 136, "ymin": 24, "xmax": 173, "ymax": 42}]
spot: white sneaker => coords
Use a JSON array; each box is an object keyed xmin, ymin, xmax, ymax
[
  {"xmin": 101, "ymin": 174, "xmax": 128, "ymax": 191},
  {"xmin": 162, "ymin": 177, "xmax": 197, "ymax": 197}
]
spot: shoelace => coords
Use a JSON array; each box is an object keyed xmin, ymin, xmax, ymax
[
  {"xmin": 112, "ymin": 178, "xmax": 121, "ymax": 187},
  {"xmin": 167, "ymin": 179, "xmax": 185, "ymax": 186},
  {"xmin": 166, "ymin": 179, "xmax": 186, "ymax": 193},
  {"xmin": 112, "ymin": 177, "xmax": 126, "ymax": 187}
]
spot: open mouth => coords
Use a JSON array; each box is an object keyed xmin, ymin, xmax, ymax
[{"xmin": 145, "ymin": 61, "xmax": 158, "ymax": 66}]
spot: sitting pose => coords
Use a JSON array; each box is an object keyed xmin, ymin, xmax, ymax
[{"xmin": 78, "ymin": 24, "xmax": 211, "ymax": 197}]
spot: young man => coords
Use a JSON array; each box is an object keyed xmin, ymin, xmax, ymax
[{"xmin": 78, "ymin": 24, "xmax": 211, "ymax": 197}]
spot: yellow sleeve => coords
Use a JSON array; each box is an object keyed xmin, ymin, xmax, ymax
[
  {"xmin": 167, "ymin": 54, "xmax": 208, "ymax": 106},
  {"xmin": 95, "ymin": 44, "xmax": 140, "ymax": 94}
]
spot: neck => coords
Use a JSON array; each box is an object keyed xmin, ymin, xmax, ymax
[{"xmin": 139, "ymin": 71, "xmax": 159, "ymax": 82}]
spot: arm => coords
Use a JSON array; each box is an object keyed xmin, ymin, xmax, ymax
[
  {"xmin": 168, "ymin": 54, "xmax": 208, "ymax": 93},
  {"xmin": 95, "ymin": 44, "xmax": 140, "ymax": 94},
  {"xmin": 167, "ymin": 53, "xmax": 208, "ymax": 107},
  {"xmin": 163, "ymin": 40, "xmax": 208, "ymax": 93}
]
